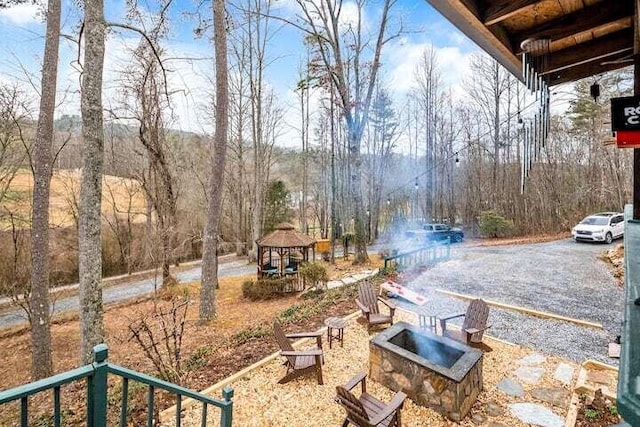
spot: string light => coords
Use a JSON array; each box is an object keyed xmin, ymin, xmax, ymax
[
  {"xmin": 380, "ymin": 96, "xmax": 542, "ymax": 202},
  {"xmin": 455, "ymin": 152, "xmax": 460, "ymax": 164}
]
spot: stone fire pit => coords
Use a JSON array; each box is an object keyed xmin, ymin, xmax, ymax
[{"xmin": 369, "ymin": 321, "xmax": 483, "ymax": 421}]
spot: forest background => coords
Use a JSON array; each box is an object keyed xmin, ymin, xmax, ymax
[{"xmin": 0, "ymin": 0, "xmax": 633, "ymax": 379}]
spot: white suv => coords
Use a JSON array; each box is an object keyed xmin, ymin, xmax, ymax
[{"xmin": 571, "ymin": 212, "xmax": 625, "ymax": 244}]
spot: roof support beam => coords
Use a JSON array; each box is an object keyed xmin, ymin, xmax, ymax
[
  {"xmin": 513, "ymin": 1, "xmax": 634, "ymax": 51},
  {"xmin": 548, "ymin": 56, "xmax": 632, "ymax": 86},
  {"xmin": 484, "ymin": 0, "xmax": 542, "ymax": 26},
  {"xmin": 541, "ymin": 28, "xmax": 634, "ymax": 75}
]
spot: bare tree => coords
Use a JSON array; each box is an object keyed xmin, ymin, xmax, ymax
[
  {"xmin": 79, "ymin": 0, "xmax": 106, "ymax": 364},
  {"xmin": 293, "ymin": 0, "xmax": 399, "ymax": 263},
  {"xmin": 27, "ymin": 0, "xmax": 61, "ymax": 379},
  {"xmin": 199, "ymin": 0, "xmax": 229, "ymax": 322}
]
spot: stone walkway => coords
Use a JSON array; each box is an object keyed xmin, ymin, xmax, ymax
[
  {"xmin": 326, "ymin": 269, "xmax": 378, "ymax": 289},
  {"xmin": 494, "ymin": 353, "xmax": 573, "ymax": 427}
]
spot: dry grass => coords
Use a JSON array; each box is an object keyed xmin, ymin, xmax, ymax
[
  {"xmin": 2, "ymin": 169, "xmax": 146, "ymax": 229},
  {"xmin": 175, "ymin": 310, "xmax": 578, "ymax": 427}
]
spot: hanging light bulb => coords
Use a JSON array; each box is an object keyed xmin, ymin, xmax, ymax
[
  {"xmin": 455, "ymin": 152, "xmax": 460, "ymax": 164},
  {"xmin": 386, "ymin": 197, "xmax": 391, "ymax": 205},
  {"xmin": 414, "ymin": 178, "xmax": 419, "ymax": 190}
]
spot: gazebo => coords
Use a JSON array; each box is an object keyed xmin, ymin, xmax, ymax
[{"xmin": 256, "ymin": 223, "xmax": 316, "ymax": 279}]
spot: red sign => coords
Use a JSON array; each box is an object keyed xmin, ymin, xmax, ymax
[{"xmin": 615, "ymin": 131, "xmax": 640, "ymax": 148}]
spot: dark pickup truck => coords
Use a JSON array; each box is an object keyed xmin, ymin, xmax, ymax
[{"xmin": 422, "ymin": 223, "xmax": 464, "ymax": 243}]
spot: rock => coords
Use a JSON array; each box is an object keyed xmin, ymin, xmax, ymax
[
  {"xmin": 553, "ymin": 363, "xmax": 575, "ymax": 385},
  {"xmin": 518, "ymin": 353, "xmax": 547, "ymax": 366},
  {"xmin": 486, "ymin": 401, "xmax": 504, "ymax": 417},
  {"xmin": 391, "ymin": 372, "xmax": 410, "ymax": 390},
  {"xmin": 531, "ymin": 387, "xmax": 570, "ymax": 408},
  {"xmin": 497, "ymin": 378, "xmax": 524, "ymax": 397},
  {"xmin": 514, "ymin": 366, "xmax": 545, "ymax": 384},
  {"xmin": 487, "ymin": 423, "xmax": 508, "ymax": 427},
  {"xmin": 471, "ymin": 413, "xmax": 486, "ymax": 425},
  {"xmin": 508, "ymin": 403, "xmax": 564, "ymax": 427}
]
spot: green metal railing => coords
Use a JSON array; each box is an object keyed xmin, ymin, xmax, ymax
[
  {"xmin": 383, "ymin": 239, "xmax": 451, "ymax": 270},
  {"xmin": 0, "ymin": 344, "xmax": 233, "ymax": 427},
  {"xmin": 618, "ymin": 205, "xmax": 640, "ymax": 425}
]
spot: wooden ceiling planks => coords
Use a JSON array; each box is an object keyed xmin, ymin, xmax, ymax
[
  {"xmin": 424, "ymin": 0, "xmax": 634, "ymax": 85},
  {"xmin": 497, "ymin": 0, "xmax": 564, "ymax": 33}
]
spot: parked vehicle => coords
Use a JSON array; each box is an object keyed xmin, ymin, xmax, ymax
[
  {"xmin": 423, "ymin": 223, "xmax": 464, "ymax": 243},
  {"xmin": 571, "ymin": 212, "xmax": 624, "ymax": 244}
]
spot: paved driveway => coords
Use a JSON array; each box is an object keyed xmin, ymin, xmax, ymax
[{"xmin": 0, "ymin": 259, "xmax": 256, "ymax": 329}]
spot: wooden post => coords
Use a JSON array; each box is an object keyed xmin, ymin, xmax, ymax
[{"xmin": 635, "ymin": 0, "xmax": 640, "ymax": 219}]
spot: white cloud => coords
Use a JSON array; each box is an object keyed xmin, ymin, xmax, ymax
[
  {"xmin": 0, "ymin": 3, "xmax": 41, "ymax": 25},
  {"xmin": 339, "ymin": 1, "xmax": 364, "ymax": 30},
  {"xmin": 385, "ymin": 39, "xmax": 473, "ymax": 97}
]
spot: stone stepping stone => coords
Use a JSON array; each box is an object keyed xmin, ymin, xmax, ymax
[
  {"xmin": 497, "ymin": 378, "xmax": 524, "ymax": 397},
  {"xmin": 508, "ymin": 403, "xmax": 564, "ymax": 427},
  {"xmin": 518, "ymin": 353, "xmax": 547, "ymax": 366},
  {"xmin": 514, "ymin": 366, "xmax": 545, "ymax": 384},
  {"xmin": 553, "ymin": 363, "xmax": 575, "ymax": 385},
  {"xmin": 342, "ymin": 276, "xmax": 358, "ymax": 284},
  {"xmin": 531, "ymin": 387, "xmax": 570, "ymax": 408}
]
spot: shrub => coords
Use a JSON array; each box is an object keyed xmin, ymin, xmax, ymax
[
  {"xmin": 479, "ymin": 210, "xmax": 514, "ymax": 238},
  {"xmin": 242, "ymin": 278, "xmax": 289, "ymax": 300},
  {"xmin": 299, "ymin": 262, "xmax": 328, "ymax": 289}
]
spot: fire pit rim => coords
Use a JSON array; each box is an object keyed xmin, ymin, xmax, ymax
[{"xmin": 370, "ymin": 321, "xmax": 482, "ymax": 382}]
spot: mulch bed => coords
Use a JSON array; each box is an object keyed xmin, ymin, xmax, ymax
[
  {"xmin": 0, "ymin": 274, "xmax": 360, "ymax": 426},
  {"xmin": 575, "ymin": 389, "xmax": 621, "ymax": 426},
  {"xmin": 173, "ymin": 310, "xmax": 578, "ymax": 427}
]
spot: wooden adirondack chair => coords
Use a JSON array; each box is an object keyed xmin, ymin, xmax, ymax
[
  {"xmin": 335, "ymin": 371, "xmax": 406, "ymax": 427},
  {"xmin": 356, "ymin": 282, "xmax": 396, "ymax": 330},
  {"xmin": 439, "ymin": 299, "xmax": 491, "ymax": 349},
  {"xmin": 273, "ymin": 320, "xmax": 324, "ymax": 385}
]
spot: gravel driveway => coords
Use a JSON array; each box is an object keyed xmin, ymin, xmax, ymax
[{"xmin": 396, "ymin": 238, "xmax": 623, "ymax": 365}]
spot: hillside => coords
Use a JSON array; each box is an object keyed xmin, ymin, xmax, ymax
[{"xmin": 1, "ymin": 169, "xmax": 147, "ymax": 229}]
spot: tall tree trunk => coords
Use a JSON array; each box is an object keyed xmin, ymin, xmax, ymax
[
  {"xmin": 199, "ymin": 0, "xmax": 228, "ymax": 322},
  {"xmin": 30, "ymin": 0, "xmax": 61, "ymax": 380},
  {"xmin": 79, "ymin": 0, "xmax": 105, "ymax": 364}
]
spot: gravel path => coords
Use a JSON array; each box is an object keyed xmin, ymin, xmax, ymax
[{"xmin": 394, "ymin": 238, "xmax": 623, "ymax": 366}]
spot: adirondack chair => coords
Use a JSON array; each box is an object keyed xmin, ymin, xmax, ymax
[
  {"xmin": 439, "ymin": 299, "xmax": 491, "ymax": 349},
  {"xmin": 335, "ymin": 371, "xmax": 406, "ymax": 427},
  {"xmin": 273, "ymin": 320, "xmax": 324, "ymax": 385},
  {"xmin": 356, "ymin": 282, "xmax": 396, "ymax": 330}
]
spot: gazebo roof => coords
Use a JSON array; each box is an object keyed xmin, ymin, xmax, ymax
[{"xmin": 256, "ymin": 223, "xmax": 316, "ymax": 248}]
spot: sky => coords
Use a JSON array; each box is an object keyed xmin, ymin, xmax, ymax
[{"xmin": 0, "ymin": 0, "xmax": 481, "ymax": 147}]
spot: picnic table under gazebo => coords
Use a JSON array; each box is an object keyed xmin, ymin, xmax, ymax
[{"xmin": 256, "ymin": 223, "xmax": 316, "ymax": 280}]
